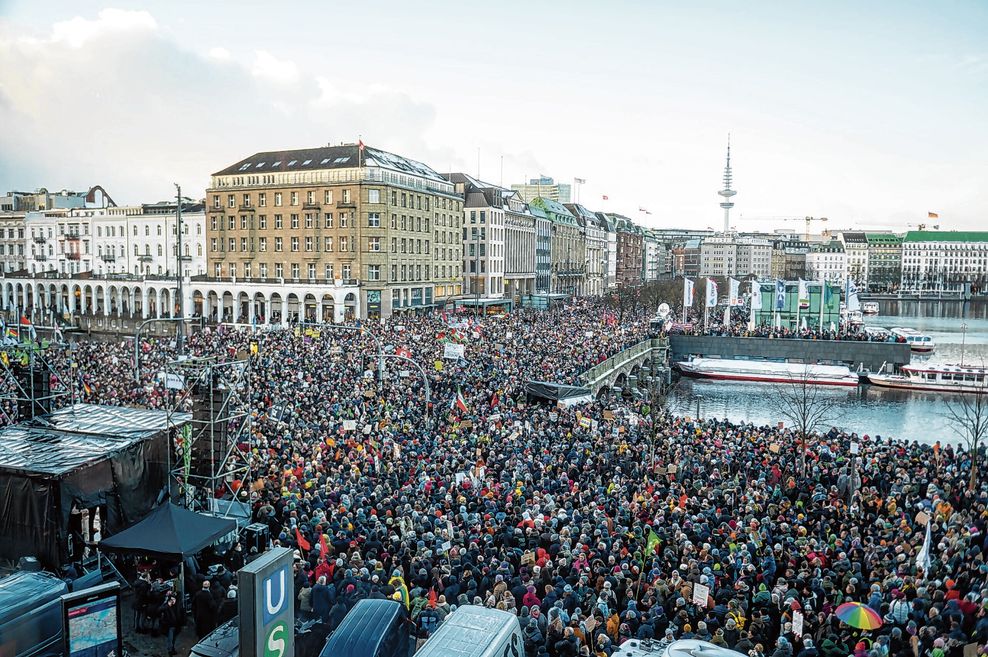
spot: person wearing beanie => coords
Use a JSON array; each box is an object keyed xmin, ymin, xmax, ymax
[
  {"xmin": 796, "ymin": 637, "xmax": 818, "ymax": 657},
  {"xmin": 772, "ymin": 636, "xmax": 793, "ymax": 657}
]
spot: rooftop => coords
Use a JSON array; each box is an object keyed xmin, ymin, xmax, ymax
[
  {"xmin": 213, "ymin": 143, "xmax": 448, "ymax": 184},
  {"xmin": 903, "ymin": 230, "xmax": 988, "ymax": 243}
]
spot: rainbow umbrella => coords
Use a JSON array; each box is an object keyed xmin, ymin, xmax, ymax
[{"xmin": 835, "ymin": 602, "xmax": 883, "ymax": 630}]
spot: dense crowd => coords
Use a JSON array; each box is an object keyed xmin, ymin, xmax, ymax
[{"xmin": 17, "ymin": 299, "xmax": 988, "ymax": 657}]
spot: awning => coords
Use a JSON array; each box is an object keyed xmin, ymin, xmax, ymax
[{"xmin": 100, "ymin": 504, "xmax": 236, "ymax": 559}]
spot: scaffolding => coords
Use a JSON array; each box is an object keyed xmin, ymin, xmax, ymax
[
  {"xmin": 0, "ymin": 340, "xmax": 73, "ymax": 424},
  {"xmin": 164, "ymin": 354, "xmax": 253, "ymax": 521}
]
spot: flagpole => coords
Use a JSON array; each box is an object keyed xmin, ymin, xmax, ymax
[
  {"xmin": 819, "ymin": 277, "xmax": 826, "ymax": 331},
  {"xmin": 749, "ymin": 281, "xmax": 757, "ymax": 332},
  {"xmin": 795, "ymin": 281, "xmax": 801, "ymax": 332}
]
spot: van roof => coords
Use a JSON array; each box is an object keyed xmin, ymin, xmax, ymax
[
  {"xmin": 0, "ymin": 571, "xmax": 68, "ymax": 625},
  {"xmin": 319, "ymin": 599, "xmax": 404, "ymax": 657},
  {"xmin": 415, "ymin": 606, "xmax": 520, "ymax": 657}
]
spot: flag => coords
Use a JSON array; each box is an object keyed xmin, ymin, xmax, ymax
[
  {"xmin": 750, "ymin": 282, "xmax": 763, "ymax": 310},
  {"xmin": 775, "ymin": 279, "xmax": 786, "ymax": 310},
  {"xmin": 80, "ymin": 374, "xmax": 92, "ymax": 396},
  {"xmin": 396, "ymin": 346, "xmax": 412, "ymax": 358},
  {"xmin": 728, "ymin": 278, "xmax": 741, "ymax": 306},
  {"xmin": 823, "ymin": 279, "xmax": 833, "ymax": 303},
  {"xmin": 319, "ymin": 532, "xmax": 329, "ymax": 564},
  {"xmin": 645, "ymin": 528, "xmax": 660, "ymax": 555},
  {"xmin": 602, "ymin": 194, "xmax": 609, "ymax": 201},
  {"xmin": 249, "ymin": 342, "xmax": 258, "ymax": 355},
  {"xmin": 574, "ymin": 177, "xmax": 587, "ymax": 184},
  {"xmin": 797, "ymin": 279, "xmax": 809, "ymax": 309},
  {"xmin": 358, "ymin": 139, "xmax": 365, "ymax": 152},
  {"xmin": 639, "ymin": 207, "xmax": 652, "ymax": 215},
  {"xmin": 389, "ymin": 576, "xmax": 410, "ymax": 610},
  {"xmin": 683, "ymin": 278, "xmax": 694, "ymax": 308},
  {"xmin": 453, "ymin": 388, "xmax": 468, "ymax": 413},
  {"xmin": 927, "ymin": 211, "xmax": 938, "ymax": 219},
  {"xmin": 916, "ymin": 520, "xmax": 932, "ymax": 573},
  {"xmin": 295, "ymin": 527, "xmax": 311, "ymax": 552},
  {"xmin": 705, "ymin": 279, "xmax": 718, "ymax": 307},
  {"xmin": 0, "ymin": 352, "xmax": 7, "ymax": 367},
  {"xmin": 490, "ymin": 392, "xmax": 499, "ymax": 408}
]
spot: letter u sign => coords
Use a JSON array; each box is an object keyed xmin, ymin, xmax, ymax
[{"xmin": 262, "ymin": 566, "xmax": 288, "ymax": 623}]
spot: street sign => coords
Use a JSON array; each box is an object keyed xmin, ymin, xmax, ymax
[{"xmin": 238, "ymin": 547, "xmax": 295, "ymax": 657}]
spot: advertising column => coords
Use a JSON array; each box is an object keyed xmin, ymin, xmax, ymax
[{"xmin": 238, "ymin": 547, "xmax": 294, "ymax": 657}]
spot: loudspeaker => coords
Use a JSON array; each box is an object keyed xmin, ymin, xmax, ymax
[
  {"xmin": 13, "ymin": 363, "xmax": 51, "ymax": 419},
  {"xmin": 243, "ymin": 523, "xmax": 269, "ymax": 554}
]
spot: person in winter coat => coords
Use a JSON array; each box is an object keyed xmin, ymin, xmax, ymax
[
  {"xmin": 192, "ymin": 581, "xmax": 218, "ymax": 639},
  {"xmin": 298, "ymin": 580, "xmax": 313, "ymax": 615},
  {"xmin": 312, "ymin": 576, "xmax": 332, "ymax": 622},
  {"xmin": 771, "ymin": 636, "xmax": 794, "ymax": 657},
  {"xmin": 159, "ymin": 593, "xmax": 183, "ymax": 656},
  {"xmin": 796, "ymin": 637, "xmax": 819, "ymax": 657},
  {"xmin": 218, "ymin": 587, "xmax": 239, "ymax": 624},
  {"xmin": 525, "ymin": 617, "xmax": 546, "ymax": 657}
]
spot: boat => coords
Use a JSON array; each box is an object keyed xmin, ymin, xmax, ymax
[
  {"xmin": 890, "ymin": 327, "xmax": 935, "ymax": 353},
  {"xmin": 862, "ymin": 301, "xmax": 880, "ymax": 315},
  {"xmin": 863, "ymin": 326, "xmax": 891, "ymax": 341},
  {"xmin": 867, "ymin": 363, "xmax": 987, "ymax": 394},
  {"xmin": 676, "ymin": 357, "xmax": 860, "ymax": 387}
]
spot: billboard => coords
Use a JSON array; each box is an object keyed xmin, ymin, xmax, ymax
[
  {"xmin": 61, "ymin": 582, "xmax": 122, "ymax": 657},
  {"xmin": 238, "ymin": 547, "xmax": 295, "ymax": 657}
]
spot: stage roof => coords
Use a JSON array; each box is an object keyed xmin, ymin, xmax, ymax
[{"xmin": 0, "ymin": 403, "xmax": 190, "ymax": 478}]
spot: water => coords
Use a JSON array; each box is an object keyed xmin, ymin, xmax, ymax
[{"xmin": 665, "ymin": 299, "xmax": 988, "ymax": 446}]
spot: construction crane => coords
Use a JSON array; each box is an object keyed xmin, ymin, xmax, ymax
[{"xmin": 739, "ymin": 215, "xmax": 828, "ymax": 240}]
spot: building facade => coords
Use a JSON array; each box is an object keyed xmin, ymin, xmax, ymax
[
  {"xmin": 510, "ymin": 176, "xmax": 571, "ymax": 204},
  {"xmin": 0, "ymin": 212, "xmax": 25, "ymax": 273},
  {"xmin": 839, "ymin": 231, "xmax": 869, "ymax": 287},
  {"xmin": 607, "ymin": 215, "xmax": 643, "ymax": 287},
  {"xmin": 900, "ymin": 231, "xmax": 988, "ymax": 294},
  {"xmin": 805, "ymin": 239, "xmax": 847, "ymax": 283},
  {"xmin": 532, "ymin": 198, "xmax": 584, "ymax": 295},
  {"xmin": 503, "ymin": 192, "xmax": 537, "ymax": 300},
  {"xmin": 865, "ymin": 233, "xmax": 902, "ymax": 293},
  {"xmin": 205, "ymin": 143, "xmax": 463, "ymax": 320}
]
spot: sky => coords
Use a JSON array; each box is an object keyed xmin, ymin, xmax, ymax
[{"xmin": 0, "ymin": 1, "xmax": 985, "ymax": 232}]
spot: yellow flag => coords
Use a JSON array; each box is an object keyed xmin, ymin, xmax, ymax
[
  {"xmin": 434, "ymin": 360, "xmax": 443, "ymax": 371},
  {"xmin": 249, "ymin": 342, "xmax": 258, "ymax": 355},
  {"xmin": 0, "ymin": 352, "xmax": 7, "ymax": 367}
]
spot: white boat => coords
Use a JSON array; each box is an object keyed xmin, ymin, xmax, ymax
[
  {"xmin": 867, "ymin": 363, "xmax": 987, "ymax": 394},
  {"xmin": 890, "ymin": 327, "xmax": 935, "ymax": 353},
  {"xmin": 676, "ymin": 357, "xmax": 860, "ymax": 387},
  {"xmin": 862, "ymin": 301, "xmax": 880, "ymax": 315},
  {"xmin": 864, "ymin": 326, "xmax": 891, "ymax": 340}
]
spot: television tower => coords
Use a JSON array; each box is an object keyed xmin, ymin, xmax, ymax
[{"xmin": 718, "ymin": 135, "xmax": 737, "ymax": 233}]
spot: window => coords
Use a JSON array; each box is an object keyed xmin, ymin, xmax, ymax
[
  {"xmin": 324, "ymin": 190, "xmax": 334, "ymax": 204},
  {"xmin": 157, "ymin": 245, "xmax": 163, "ymax": 256},
  {"xmin": 260, "ymin": 263, "xmax": 268, "ymax": 277},
  {"xmin": 241, "ymin": 237, "xmax": 248, "ymax": 252},
  {"xmin": 368, "ymin": 213, "xmax": 381, "ymax": 227},
  {"xmin": 134, "ymin": 244, "xmax": 139, "ymax": 256},
  {"xmin": 211, "ymin": 238, "xmax": 218, "ymax": 252},
  {"xmin": 274, "ymin": 192, "xmax": 283, "ymax": 206},
  {"xmin": 305, "ymin": 236, "xmax": 313, "ymax": 252},
  {"xmin": 325, "ymin": 263, "xmax": 334, "ymax": 279},
  {"xmin": 228, "ymin": 238, "xmax": 235, "ymax": 252},
  {"xmin": 275, "ymin": 214, "xmax": 283, "ymax": 229},
  {"xmin": 259, "ymin": 237, "xmax": 267, "ymax": 252},
  {"xmin": 368, "ymin": 264, "xmax": 381, "ymax": 281},
  {"xmin": 340, "ymin": 213, "xmax": 348, "ymax": 228},
  {"xmin": 275, "ymin": 263, "xmax": 283, "ymax": 278},
  {"xmin": 145, "ymin": 225, "xmax": 151, "ymax": 236},
  {"xmin": 228, "ymin": 216, "xmax": 235, "ymax": 230},
  {"xmin": 305, "ymin": 213, "xmax": 313, "ymax": 229},
  {"xmin": 213, "ymin": 195, "xmax": 221, "ymax": 208},
  {"xmin": 241, "ymin": 216, "xmax": 248, "ymax": 230},
  {"xmin": 340, "ymin": 236, "xmax": 348, "ymax": 252},
  {"xmin": 308, "ymin": 263, "xmax": 316, "ymax": 279},
  {"xmin": 211, "ymin": 217, "xmax": 217, "ymax": 231},
  {"xmin": 324, "ymin": 236, "xmax": 333, "ymax": 251},
  {"xmin": 275, "ymin": 237, "xmax": 283, "ymax": 252},
  {"xmin": 342, "ymin": 189, "xmax": 351, "ymax": 204},
  {"xmin": 291, "ymin": 214, "xmax": 299, "ymax": 229},
  {"xmin": 342, "ymin": 264, "xmax": 351, "ymax": 280},
  {"xmin": 259, "ymin": 192, "xmax": 266, "ymax": 207},
  {"xmin": 307, "ymin": 191, "xmax": 314, "ymax": 205},
  {"xmin": 401, "ymin": 193, "xmax": 407, "ymax": 208},
  {"xmin": 228, "ymin": 194, "xmax": 235, "ymax": 208},
  {"xmin": 229, "ymin": 263, "xmax": 236, "ymax": 277},
  {"xmin": 259, "ymin": 215, "xmax": 267, "ymax": 229},
  {"xmin": 291, "ymin": 263, "xmax": 300, "ymax": 279},
  {"xmin": 291, "ymin": 237, "xmax": 299, "ymax": 252},
  {"xmin": 368, "ymin": 237, "xmax": 381, "ymax": 252},
  {"xmin": 243, "ymin": 193, "xmax": 251, "ymax": 207},
  {"xmin": 391, "ymin": 238, "xmax": 397, "ymax": 253},
  {"xmin": 391, "ymin": 191, "xmax": 397, "ymax": 205},
  {"xmin": 391, "ymin": 214, "xmax": 397, "ymax": 229},
  {"xmin": 290, "ymin": 191, "xmax": 298, "ymax": 206},
  {"xmin": 368, "ymin": 189, "xmax": 380, "ymax": 204},
  {"xmin": 214, "ymin": 263, "xmax": 222, "ymax": 277},
  {"xmin": 324, "ymin": 213, "xmax": 333, "ymax": 228}
]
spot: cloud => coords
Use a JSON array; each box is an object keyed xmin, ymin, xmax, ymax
[{"xmin": 0, "ymin": 9, "xmax": 457, "ymax": 204}]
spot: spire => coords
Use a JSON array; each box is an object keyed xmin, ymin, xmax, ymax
[{"xmin": 718, "ymin": 133, "xmax": 737, "ymax": 233}]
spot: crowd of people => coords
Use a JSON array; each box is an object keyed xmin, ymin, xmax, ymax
[
  {"xmin": 13, "ymin": 298, "xmax": 988, "ymax": 657},
  {"xmin": 665, "ymin": 306, "xmax": 892, "ymax": 343}
]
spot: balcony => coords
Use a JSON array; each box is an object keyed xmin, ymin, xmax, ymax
[
  {"xmin": 33, "ymin": 253, "xmax": 48, "ymax": 261},
  {"xmin": 302, "ymin": 202, "xmax": 322, "ymax": 210},
  {"xmin": 239, "ymin": 204, "xmax": 255, "ymax": 212},
  {"xmin": 63, "ymin": 234, "xmax": 81, "ymax": 241},
  {"xmin": 138, "ymin": 254, "xmax": 153, "ymax": 262},
  {"xmin": 33, "ymin": 235, "xmax": 47, "ymax": 244},
  {"xmin": 336, "ymin": 199, "xmax": 356, "ymax": 209},
  {"xmin": 66, "ymin": 252, "xmax": 81, "ymax": 261},
  {"xmin": 100, "ymin": 254, "xmax": 116, "ymax": 263}
]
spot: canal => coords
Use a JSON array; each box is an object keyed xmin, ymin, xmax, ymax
[{"xmin": 665, "ymin": 299, "xmax": 988, "ymax": 446}]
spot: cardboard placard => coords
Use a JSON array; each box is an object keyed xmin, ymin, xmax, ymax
[
  {"xmin": 603, "ymin": 410, "xmax": 615, "ymax": 421},
  {"xmin": 769, "ymin": 444, "xmax": 781, "ymax": 454},
  {"xmin": 342, "ymin": 420, "xmax": 357, "ymax": 431},
  {"xmin": 916, "ymin": 511, "xmax": 930, "ymax": 526},
  {"xmin": 521, "ymin": 552, "xmax": 535, "ymax": 565},
  {"xmin": 692, "ymin": 582, "xmax": 709, "ymax": 607},
  {"xmin": 850, "ymin": 442, "xmax": 860, "ymax": 455}
]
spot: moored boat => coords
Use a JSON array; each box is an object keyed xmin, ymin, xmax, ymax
[
  {"xmin": 890, "ymin": 327, "xmax": 935, "ymax": 353},
  {"xmin": 676, "ymin": 357, "xmax": 860, "ymax": 387},
  {"xmin": 866, "ymin": 364, "xmax": 987, "ymax": 394},
  {"xmin": 862, "ymin": 301, "xmax": 880, "ymax": 315}
]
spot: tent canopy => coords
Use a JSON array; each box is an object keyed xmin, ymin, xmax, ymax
[{"xmin": 100, "ymin": 504, "xmax": 236, "ymax": 558}]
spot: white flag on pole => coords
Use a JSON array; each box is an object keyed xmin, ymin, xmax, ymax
[
  {"xmin": 705, "ymin": 279, "xmax": 718, "ymax": 308},
  {"xmin": 728, "ymin": 278, "xmax": 741, "ymax": 306},
  {"xmin": 916, "ymin": 519, "xmax": 932, "ymax": 573},
  {"xmin": 751, "ymin": 282, "xmax": 763, "ymax": 310},
  {"xmin": 683, "ymin": 278, "xmax": 694, "ymax": 308}
]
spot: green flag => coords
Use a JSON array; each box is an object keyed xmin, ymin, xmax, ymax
[{"xmin": 645, "ymin": 528, "xmax": 660, "ymax": 555}]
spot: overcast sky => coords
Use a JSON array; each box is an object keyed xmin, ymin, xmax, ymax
[{"xmin": 0, "ymin": 1, "xmax": 985, "ymax": 232}]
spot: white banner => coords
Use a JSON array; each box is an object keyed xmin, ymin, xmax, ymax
[
  {"xmin": 157, "ymin": 371, "xmax": 185, "ymax": 390},
  {"xmin": 683, "ymin": 278, "xmax": 694, "ymax": 308},
  {"xmin": 792, "ymin": 610, "xmax": 804, "ymax": 637},
  {"xmin": 729, "ymin": 278, "xmax": 740, "ymax": 306},
  {"xmin": 705, "ymin": 279, "xmax": 718, "ymax": 308},
  {"xmin": 751, "ymin": 282, "xmax": 763, "ymax": 310},
  {"xmin": 342, "ymin": 420, "xmax": 357, "ymax": 431},
  {"xmin": 443, "ymin": 342, "xmax": 465, "ymax": 359}
]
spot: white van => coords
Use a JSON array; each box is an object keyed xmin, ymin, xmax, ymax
[{"xmin": 414, "ymin": 606, "xmax": 523, "ymax": 657}]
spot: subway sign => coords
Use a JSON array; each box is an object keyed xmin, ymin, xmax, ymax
[{"xmin": 238, "ymin": 547, "xmax": 295, "ymax": 657}]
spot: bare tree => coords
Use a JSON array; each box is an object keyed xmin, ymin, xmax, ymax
[
  {"xmin": 769, "ymin": 365, "xmax": 842, "ymax": 475},
  {"xmin": 942, "ymin": 375, "xmax": 988, "ymax": 491}
]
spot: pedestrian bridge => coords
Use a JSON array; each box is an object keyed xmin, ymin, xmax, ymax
[{"xmin": 579, "ymin": 337, "xmax": 669, "ymax": 397}]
